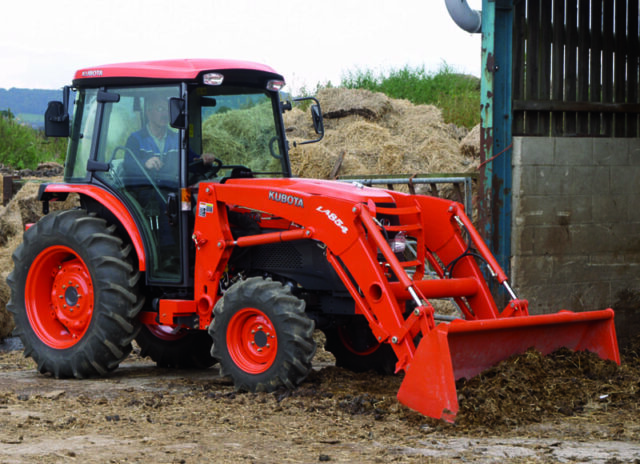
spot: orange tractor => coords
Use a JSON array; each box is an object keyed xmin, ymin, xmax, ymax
[{"xmin": 7, "ymin": 60, "xmax": 619, "ymax": 421}]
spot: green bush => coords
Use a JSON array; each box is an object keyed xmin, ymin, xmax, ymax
[
  {"xmin": 0, "ymin": 112, "xmax": 66, "ymax": 170},
  {"xmin": 340, "ymin": 63, "xmax": 480, "ymax": 129}
]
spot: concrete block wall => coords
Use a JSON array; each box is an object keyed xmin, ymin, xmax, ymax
[{"xmin": 511, "ymin": 137, "xmax": 640, "ymax": 345}]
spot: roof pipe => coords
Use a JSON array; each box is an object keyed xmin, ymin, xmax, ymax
[{"xmin": 445, "ymin": 0, "xmax": 482, "ymax": 33}]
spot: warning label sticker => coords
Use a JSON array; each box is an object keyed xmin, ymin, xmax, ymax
[{"xmin": 198, "ymin": 202, "xmax": 214, "ymax": 217}]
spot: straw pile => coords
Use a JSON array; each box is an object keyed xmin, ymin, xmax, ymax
[
  {"xmin": 0, "ymin": 181, "xmax": 78, "ymax": 338},
  {"xmin": 285, "ymin": 88, "xmax": 479, "ymax": 180}
]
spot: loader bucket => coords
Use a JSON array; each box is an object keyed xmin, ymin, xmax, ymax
[{"xmin": 397, "ymin": 308, "xmax": 619, "ymax": 422}]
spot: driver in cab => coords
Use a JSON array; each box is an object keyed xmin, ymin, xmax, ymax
[{"xmin": 125, "ymin": 94, "xmax": 216, "ymax": 186}]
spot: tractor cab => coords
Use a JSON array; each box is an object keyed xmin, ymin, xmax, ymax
[{"xmin": 45, "ymin": 60, "xmax": 323, "ymax": 285}]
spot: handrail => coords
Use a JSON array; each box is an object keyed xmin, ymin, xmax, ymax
[{"xmin": 338, "ymin": 175, "xmax": 474, "ymax": 215}]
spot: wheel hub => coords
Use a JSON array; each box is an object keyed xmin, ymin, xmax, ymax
[
  {"xmin": 64, "ymin": 286, "xmax": 79, "ymax": 306},
  {"xmin": 50, "ymin": 260, "xmax": 94, "ymax": 335},
  {"xmin": 253, "ymin": 329, "xmax": 268, "ymax": 347}
]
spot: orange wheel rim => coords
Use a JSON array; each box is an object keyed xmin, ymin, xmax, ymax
[
  {"xmin": 25, "ymin": 246, "xmax": 94, "ymax": 349},
  {"xmin": 226, "ymin": 307, "xmax": 277, "ymax": 374}
]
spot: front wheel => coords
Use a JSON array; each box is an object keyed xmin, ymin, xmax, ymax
[
  {"xmin": 209, "ymin": 277, "xmax": 316, "ymax": 392},
  {"xmin": 6, "ymin": 209, "xmax": 143, "ymax": 378}
]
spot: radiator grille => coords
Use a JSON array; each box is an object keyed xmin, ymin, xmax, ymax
[{"xmin": 253, "ymin": 243, "xmax": 303, "ymax": 269}]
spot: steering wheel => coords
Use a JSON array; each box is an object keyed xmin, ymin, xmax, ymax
[
  {"xmin": 111, "ymin": 146, "xmax": 167, "ymax": 204},
  {"xmin": 189, "ymin": 156, "xmax": 223, "ymax": 181}
]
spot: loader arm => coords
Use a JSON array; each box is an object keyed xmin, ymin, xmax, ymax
[
  {"xmin": 188, "ymin": 178, "xmax": 522, "ymax": 365},
  {"xmin": 185, "ymin": 178, "xmax": 618, "ymax": 422}
]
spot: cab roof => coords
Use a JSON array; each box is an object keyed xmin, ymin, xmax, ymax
[{"xmin": 72, "ymin": 58, "xmax": 284, "ymax": 87}]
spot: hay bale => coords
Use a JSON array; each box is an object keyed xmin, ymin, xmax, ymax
[
  {"xmin": 460, "ymin": 123, "xmax": 481, "ymax": 158},
  {"xmin": 317, "ymin": 87, "xmax": 391, "ymax": 121}
]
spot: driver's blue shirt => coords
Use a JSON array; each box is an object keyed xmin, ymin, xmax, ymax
[
  {"xmin": 125, "ymin": 126, "xmax": 180, "ymax": 188},
  {"xmin": 125, "ymin": 126, "xmax": 204, "ymax": 187}
]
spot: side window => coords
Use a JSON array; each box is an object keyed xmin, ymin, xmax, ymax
[
  {"xmin": 96, "ymin": 94, "xmax": 142, "ymax": 165},
  {"xmin": 64, "ymin": 88, "xmax": 98, "ymax": 181}
]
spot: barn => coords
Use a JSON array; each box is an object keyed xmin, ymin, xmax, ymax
[{"xmin": 447, "ymin": 0, "xmax": 640, "ymax": 345}]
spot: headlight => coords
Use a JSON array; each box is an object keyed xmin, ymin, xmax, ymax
[{"xmin": 389, "ymin": 231, "xmax": 407, "ymax": 254}]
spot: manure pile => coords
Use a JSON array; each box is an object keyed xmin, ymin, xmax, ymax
[{"xmin": 454, "ymin": 344, "xmax": 640, "ymax": 430}]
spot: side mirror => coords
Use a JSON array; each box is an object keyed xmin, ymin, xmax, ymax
[
  {"xmin": 310, "ymin": 104, "xmax": 324, "ymax": 136},
  {"xmin": 44, "ymin": 101, "xmax": 70, "ymax": 137},
  {"xmin": 44, "ymin": 86, "xmax": 71, "ymax": 137},
  {"xmin": 290, "ymin": 96, "xmax": 324, "ymax": 145},
  {"xmin": 169, "ymin": 97, "xmax": 187, "ymax": 130}
]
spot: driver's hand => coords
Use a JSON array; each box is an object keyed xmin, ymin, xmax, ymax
[
  {"xmin": 200, "ymin": 153, "xmax": 217, "ymax": 165},
  {"xmin": 145, "ymin": 156, "xmax": 163, "ymax": 170}
]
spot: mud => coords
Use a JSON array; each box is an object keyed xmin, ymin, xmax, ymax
[{"xmin": 0, "ymin": 337, "xmax": 639, "ymax": 463}]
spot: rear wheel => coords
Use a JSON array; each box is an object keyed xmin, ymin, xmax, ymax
[
  {"xmin": 209, "ymin": 277, "xmax": 316, "ymax": 392},
  {"xmin": 136, "ymin": 324, "xmax": 215, "ymax": 368},
  {"xmin": 6, "ymin": 209, "xmax": 143, "ymax": 378},
  {"xmin": 323, "ymin": 316, "xmax": 397, "ymax": 375}
]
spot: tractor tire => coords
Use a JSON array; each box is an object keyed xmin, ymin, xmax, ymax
[
  {"xmin": 136, "ymin": 325, "xmax": 216, "ymax": 368},
  {"xmin": 323, "ymin": 316, "xmax": 397, "ymax": 375},
  {"xmin": 209, "ymin": 277, "xmax": 316, "ymax": 392},
  {"xmin": 6, "ymin": 209, "xmax": 143, "ymax": 378}
]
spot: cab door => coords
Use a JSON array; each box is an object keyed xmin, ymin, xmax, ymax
[{"xmin": 91, "ymin": 85, "xmax": 184, "ymax": 283}]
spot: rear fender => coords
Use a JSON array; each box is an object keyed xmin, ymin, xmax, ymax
[{"xmin": 41, "ymin": 183, "xmax": 146, "ymax": 271}]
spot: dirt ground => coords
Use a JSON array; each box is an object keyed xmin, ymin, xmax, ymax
[{"xmin": 0, "ymin": 335, "xmax": 639, "ymax": 464}]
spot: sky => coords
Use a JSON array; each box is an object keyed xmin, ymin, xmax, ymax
[{"xmin": 1, "ymin": 0, "xmax": 482, "ymax": 94}]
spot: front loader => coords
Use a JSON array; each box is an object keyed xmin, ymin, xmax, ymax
[{"xmin": 7, "ymin": 59, "xmax": 619, "ymax": 422}]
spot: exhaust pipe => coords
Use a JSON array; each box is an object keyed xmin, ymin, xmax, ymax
[{"xmin": 445, "ymin": 0, "xmax": 482, "ymax": 33}]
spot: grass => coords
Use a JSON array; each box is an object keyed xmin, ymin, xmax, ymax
[
  {"xmin": 340, "ymin": 63, "xmax": 480, "ymax": 129},
  {"xmin": 0, "ymin": 112, "xmax": 66, "ymax": 170}
]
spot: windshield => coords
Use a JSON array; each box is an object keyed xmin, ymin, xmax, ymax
[
  {"xmin": 188, "ymin": 85, "xmax": 287, "ymax": 180},
  {"xmin": 64, "ymin": 88, "xmax": 98, "ymax": 181}
]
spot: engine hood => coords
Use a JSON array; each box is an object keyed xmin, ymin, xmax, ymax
[{"xmin": 224, "ymin": 177, "xmax": 398, "ymax": 204}]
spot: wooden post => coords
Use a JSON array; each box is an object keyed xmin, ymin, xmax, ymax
[{"xmin": 2, "ymin": 175, "xmax": 20, "ymax": 206}]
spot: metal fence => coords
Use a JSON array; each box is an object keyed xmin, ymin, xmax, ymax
[{"xmin": 337, "ymin": 175, "xmax": 474, "ymax": 214}]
